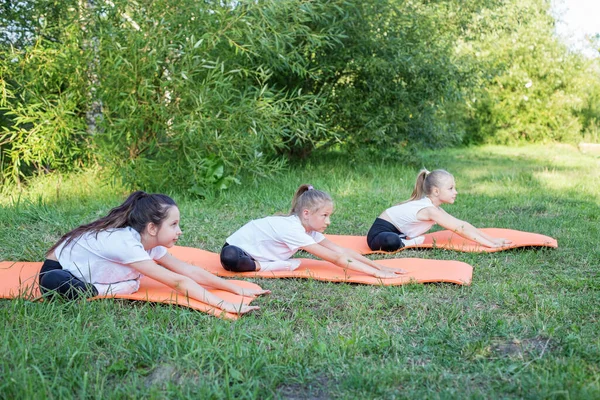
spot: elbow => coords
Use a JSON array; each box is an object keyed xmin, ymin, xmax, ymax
[
  {"xmin": 172, "ymin": 276, "xmax": 194, "ymax": 292},
  {"xmin": 334, "ymin": 254, "xmax": 353, "ymax": 269},
  {"xmin": 453, "ymin": 222, "xmax": 473, "ymax": 234}
]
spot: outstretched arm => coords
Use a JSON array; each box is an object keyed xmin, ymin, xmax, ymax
[
  {"xmin": 319, "ymin": 238, "xmax": 406, "ymax": 274},
  {"xmin": 477, "ymin": 229, "xmax": 513, "ymax": 247},
  {"xmin": 301, "ymin": 242, "xmax": 401, "ymax": 278},
  {"xmin": 157, "ymin": 253, "xmax": 270, "ymax": 297},
  {"xmin": 421, "ymin": 207, "xmax": 511, "ymax": 248},
  {"xmin": 129, "ymin": 258, "xmax": 261, "ymax": 314}
]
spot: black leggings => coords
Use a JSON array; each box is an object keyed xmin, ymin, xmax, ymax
[
  {"xmin": 220, "ymin": 243, "xmax": 257, "ymax": 272},
  {"xmin": 39, "ymin": 259, "xmax": 98, "ymax": 300},
  {"xmin": 367, "ymin": 218, "xmax": 406, "ymax": 252}
]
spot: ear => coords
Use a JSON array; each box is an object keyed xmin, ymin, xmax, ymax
[
  {"xmin": 146, "ymin": 222, "xmax": 159, "ymax": 236},
  {"xmin": 301, "ymin": 208, "xmax": 310, "ymax": 218}
]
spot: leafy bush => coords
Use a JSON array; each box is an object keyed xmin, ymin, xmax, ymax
[
  {"xmin": 93, "ymin": 0, "xmax": 339, "ymax": 192},
  {"xmin": 2, "ymin": 0, "xmax": 600, "ymax": 192},
  {"xmin": 457, "ymin": 0, "xmax": 592, "ymax": 144},
  {"xmin": 0, "ymin": 1, "xmax": 91, "ymax": 185},
  {"xmin": 285, "ymin": 0, "xmax": 471, "ymax": 157}
]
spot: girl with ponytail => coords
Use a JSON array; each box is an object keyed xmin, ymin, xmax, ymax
[
  {"xmin": 40, "ymin": 191, "xmax": 269, "ymax": 314},
  {"xmin": 367, "ymin": 169, "xmax": 512, "ymax": 252},
  {"xmin": 220, "ymin": 185, "xmax": 404, "ymax": 278}
]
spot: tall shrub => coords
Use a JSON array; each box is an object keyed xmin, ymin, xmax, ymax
[
  {"xmin": 0, "ymin": 1, "xmax": 91, "ymax": 185},
  {"xmin": 94, "ymin": 0, "xmax": 340, "ymax": 193},
  {"xmin": 261, "ymin": 0, "xmax": 474, "ymax": 159},
  {"xmin": 457, "ymin": 0, "xmax": 590, "ymax": 144}
]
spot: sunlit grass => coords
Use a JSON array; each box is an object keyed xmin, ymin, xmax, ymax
[{"xmin": 1, "ymin": 144, "xmax": 599, "ymax": 399}]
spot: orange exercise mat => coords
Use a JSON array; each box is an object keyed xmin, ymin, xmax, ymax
[
  {"xmin": 168, "ymin": 246, "xmax": 473, "ymax": 286},
  {"xmin": 325, "ymin": 228, "xmax": 558, "ymax": 255},
  {"xmin": 0, "ymin": 261, "xmax": 261, "ymax": 320}
]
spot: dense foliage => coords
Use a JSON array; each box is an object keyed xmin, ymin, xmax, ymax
[{"xmin": 1, "ymin": 0, "xmax": 599, "ymax": 192}]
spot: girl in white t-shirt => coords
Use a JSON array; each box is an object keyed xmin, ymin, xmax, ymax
[
  {"xmin": 367, "ymin": 169, "xmax": 512, "ymax": 252},
  {"xmin": 220, "ymin": 185, "xmax": 405, "ymax": 278},
  {"xmin": 40, "ymin": 191, "xmax": 269, "ymax": 314}
]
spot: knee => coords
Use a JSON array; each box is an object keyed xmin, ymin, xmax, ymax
[
  {"xmin": 220, "ymin": 246, "xmax": 239, "ymax": 271},
  {"xmin": 40, "ymin": 270, "xmax": 96, "ymax": 300},
  {"xmin": 371, "ymin": 233, "xmax": 403, "ymax": 252},
  {"xmin": 220, "ymin": 246, "xmax": 256, "ymax": 272},
  {"xmin": 40, "ymin": 270, "xmax": 69, "ymax": 293},
  {"xmin": 381, "ymin": 234, "xmax": 403, "ymax": 252}
]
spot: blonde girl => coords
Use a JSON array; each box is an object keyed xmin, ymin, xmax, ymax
[
  {"xmin": 220, "ymin": 184, "xmax": 404, "ymax": 278},
  {"xmin": 367, "ymin": 169, "xmax": 512, "ymax": 252}
]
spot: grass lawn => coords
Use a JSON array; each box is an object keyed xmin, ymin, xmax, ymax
[{"xmin": 1, "ymin": 144, "xmax": 598, "ymax": 399}]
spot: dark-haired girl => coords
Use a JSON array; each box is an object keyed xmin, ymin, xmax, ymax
[
  {"xmin": 367, "ymin": 169, "xmax": 512, "ymax": 252},
  {"xmin": 40, "ymin": 191, "xmax": 269, "ymax": 314},
  {"xmin": 220, "ymin": 185, "xmax": 405, "ymax": 278}
]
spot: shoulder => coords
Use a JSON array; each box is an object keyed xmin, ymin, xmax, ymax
[
  {"xmin": 417, "ymin": 197, "xmax": 435, "ymax": 206},
  {"xmin": 98, "ymin": 227, "xmax": 146, "ymax": 254},
  {"xmin": 103, "ymin": 227, "xmax": 142, "ymax": 242},
  {"xmin": 417, "ymin": 204, "xmax": 448, "ymax": 222},
  {"xmin": 280, "ymin": 215, "xmax": 308, "ymax": 234},
  {"xmin": 270, "ymin": 214, "xmax": 304, "ymax": 229}
]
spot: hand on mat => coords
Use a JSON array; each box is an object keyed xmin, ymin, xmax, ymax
[
  {"xmin": 379, "ymin": 266, "xmax": 406, "ymax": 275},
  {"xmin": 237, "ymin": 287, "xmax": 271, "ymax": 298},
  {"xmin": 490, "ymin": 238, "xmax": 513, "ymax": 248},
  {"xmin": 374, "ymin": 262, "xmax": 406, "ymax": 276},
  {"xmin": 373, "ymin": 270, "xmax": 402, "ymax": 279},
  {"xmin": 223, "ymin": 304, "xmax": 260, "ymax": 314}
]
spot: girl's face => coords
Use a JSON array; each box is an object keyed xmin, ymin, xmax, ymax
[
  {"xmin": 302, "ymin": 202, "xmax": 334, "ymax": 233},
  {"xmin": 434, "ymin": 176, "xmax": 458, "ymax": 205},
  {"xmin": 155, "ymin": 206, "xmax": 183, "ymax": 247}
]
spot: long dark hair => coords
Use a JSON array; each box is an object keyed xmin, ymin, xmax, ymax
[{"xmin": 47, "ymin": 191, "xmax": 177, "ymax": 256}]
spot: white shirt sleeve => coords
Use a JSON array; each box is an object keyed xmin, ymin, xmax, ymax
[
  {"xmin": 311, "ymin": 231, "xmax": 326, "ymax": 243},
  {"xmin": 88, "ymin": 229, "xmax": 153, "ymax": 264},
  {"xmin": 277, "ymin": 220, "xmax": 322, "ymax": 251},
  {"xmin": 56, "ymin": 227, "xmax": 165, "ymax": 286},
  {"xmin": 148, "ymin": 246, "xmax": 168, "ymax": 260}
]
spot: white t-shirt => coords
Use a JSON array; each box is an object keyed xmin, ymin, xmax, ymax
[
  {"xmin": 385, "ymin": 197, "xmax": 437, "ymax": 238},
  {"xmin": 54, "ymin": 227, "xmax": 167, "ymax": 294},
  {"xmin": 226, "ymin": 215, "xmax": 325, "ymax": 262}
]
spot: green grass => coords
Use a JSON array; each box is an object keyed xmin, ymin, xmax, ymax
[{"xmin": 1, "ymin": 144, "xmax": 599, "ymax": 399}]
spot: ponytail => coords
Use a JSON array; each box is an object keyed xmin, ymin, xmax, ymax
[
  {"xmin": 289, "ymin": 184, "xmax": 333, "ymax": 216},
  {"xmin": 404, "ymin": 169, "xmax": 453, "ymax": 202},
  {"xmin": 47, "ymin": 191, "xmax": 177, "ymax": 256},
  {"xmin": 407, "ymin": 169, "xmax": 429, "ymax": 202}
]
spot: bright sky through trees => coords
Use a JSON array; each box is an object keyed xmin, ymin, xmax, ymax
[{"xmin": 552, "ymin": 0, "xmax": 600, "ymax": 57}]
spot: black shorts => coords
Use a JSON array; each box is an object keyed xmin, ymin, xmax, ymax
[{"xmin": 366, "ymin": 218, "xmax": 406, "ymax": 252}]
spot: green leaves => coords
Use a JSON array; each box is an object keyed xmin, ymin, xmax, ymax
[
  {"xmin": 0, "ymin": 4, "xmax": 90, "ymax": 185},
  {"xmin": 188, "ymin": 156, "xmax": 241, "ymax": 199},
  {"xmin": 457, "ymin": 0, "xmax": 595, "ymax": 145},
  {"xmin": 1, "ymin": 0, "xmax": 599, "ymax": 192}
]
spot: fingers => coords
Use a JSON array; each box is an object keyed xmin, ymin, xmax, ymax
[
  {"xmin": 376, "ymin": 271, "xmax": 399, "ymax": 279},
  {"xmin": 383, "ymin": 266, "xmax": 407, "ymax": 274},
  {"xmin": 498, "ymin": 238, "xmax": 512, "ymax": 244},
  {"xmin": 241, "ymin": 288, "xmax": 271, "ymax": 297},
  {"xmin": 238, "ymin": 305, "xmax": 260, "ymax": 314}
]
